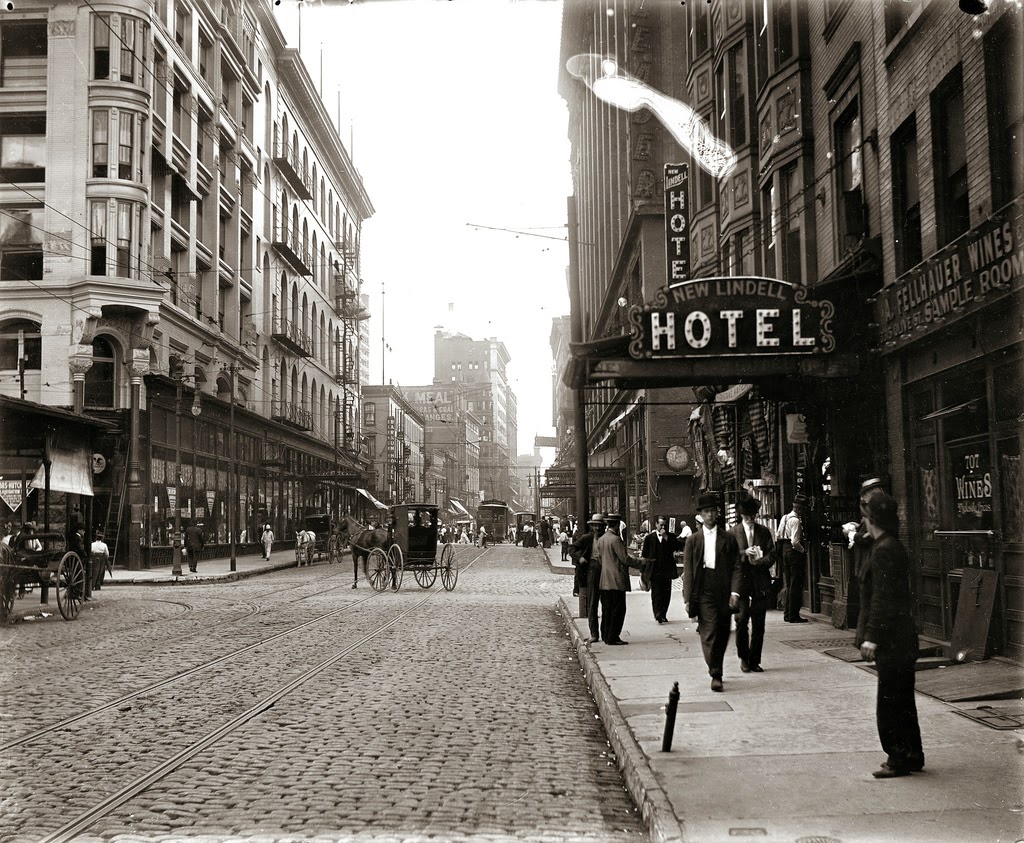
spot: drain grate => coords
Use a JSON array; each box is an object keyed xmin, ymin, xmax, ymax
[
  {"xmin": 781, "ymin": 637, "xmax": 857, "ymax": 650},
  {"xmin": 953, "ymin": 704, "xmax": 1024, "ymax": 730}
]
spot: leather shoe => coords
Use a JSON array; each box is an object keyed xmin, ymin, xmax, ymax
[
  {"xmin": 609, "ymin": 639, "xmax": 629, "ymax": 645},
  {"xmin": 749, "ymin": 665, "xmax": 764, "ymax": 673},
  {"xmin": 586, "ymin": 637, "xmax": 601, "ymax": 644},
  {"xmin": 740, "ymin": 660, "xmax": 751, "ymax": 673},
  {"xmin": 872, "ymin": 765, "xmax": 912, "ymax": 778},
  {"xmin": 710, "ymin": 677, "xmax": 724, "ymax": 692},
  {"xmin": 883, "ymin": 759, "xmax": 924, "ymax": 773},
  {"xmin": 789, "ymin": 617, "xmax": 808, "ymax": 623}
]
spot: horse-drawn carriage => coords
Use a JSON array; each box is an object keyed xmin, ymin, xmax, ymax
[
  {"xmin": 340, "ymin": 504, "xmax": 458, "ymax": 592},
  {"xmin": 296, "ymin": 513, "xmax": 337, "ymax": 566},
  {"xmin": 0, "ymin": 533, "xmax": 88, "ymax": 622}
]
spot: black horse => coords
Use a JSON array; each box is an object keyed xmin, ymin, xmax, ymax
[{"xmin": 337, "ymin": 515, "xmax": 389, "ymax": 588}]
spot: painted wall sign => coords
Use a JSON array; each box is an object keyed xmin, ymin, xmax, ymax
[
  {"xmin": 628, "ymin": 276, "xmax": 835, "ymax": 359},
  {"xmin": 665, "ymin": 164, "xmax": 689, "ymax": 284},
  {"xmin": 949, "ymin": 443, "xmax": 993, "ymax": 531},
  {"xmin": 875, "ymin": 198, "xmax": 1023, "ymax": 353}
]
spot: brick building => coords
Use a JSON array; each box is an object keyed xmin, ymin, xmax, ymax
[{"xmin": 558, "ymin": 0, "xmax": 1022, "ymax": 651}]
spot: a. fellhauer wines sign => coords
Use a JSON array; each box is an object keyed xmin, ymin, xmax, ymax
[{"xmin": 628, "ymin": 277, "xmax": 835, "ymax": 359}]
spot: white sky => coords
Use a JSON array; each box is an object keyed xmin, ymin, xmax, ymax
[{"xmin": 276, "ymin": 0, "xmax": 572, "ymax": 460}]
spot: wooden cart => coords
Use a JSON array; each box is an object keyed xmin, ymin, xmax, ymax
[
  {"xmin": 366, "ymin": 503, "xmax": 458, "ymax": 592},
  {"xmin": 0, "ymin": 533, "xmax": 88, "ymax": 622}
]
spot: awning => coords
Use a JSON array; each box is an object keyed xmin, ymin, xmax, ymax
[
  {"xmin": 449, "ymin": 498, "xmax": 471, "ymax": 517},
  {"xmin": 30, "ymin": 434, "xmax": 93, "ymax": 497},
  {"xmin": 355, "ymin": 487, "xmax": 388, "ymax": 510}
]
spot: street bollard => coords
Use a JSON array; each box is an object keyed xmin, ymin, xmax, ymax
[{"xmin": 662, "ymin": 681, "xmax": 680, "ymax": 752}]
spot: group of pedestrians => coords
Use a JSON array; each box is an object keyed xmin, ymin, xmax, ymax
[{"xmin": 568, "ymin": 480, "xmax": 924, "ymax": 779}]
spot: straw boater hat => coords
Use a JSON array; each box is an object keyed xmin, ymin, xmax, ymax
[
  {"xmin": 587, "ymin": 514, "xmax": 606, "ymax": 526},
  {"xmin": 792, "ymin": 494, "xmax": 808, "ymax": 506}
]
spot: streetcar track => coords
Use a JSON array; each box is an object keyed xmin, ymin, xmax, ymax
[
  {"xmin": 0, "ymin": 548, "xmax": 482, "ymax": 754},
  {"xmin": 37, "ymin": 589, "xmax": 445, "ymax": 843}
]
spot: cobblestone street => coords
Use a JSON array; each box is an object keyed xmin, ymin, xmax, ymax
[{"xmin": 0, "ymin": 545, "xmax": 648, "ymax": 843}]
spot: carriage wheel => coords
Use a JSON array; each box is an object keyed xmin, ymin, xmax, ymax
[
  {"xmin": 56, "ymin": 552, "xmax": 86, "ymax": 620},
  {"xmin": 367, "ymin": 549, "xmax": 390, "ymax": 592},
  {"xmin": 440, "ymin": 543, "xmax": 459, "ymax": 591},
  {"xmin": 388, "ymin": 544, "xmax": 404, "ymax": 592},
  {"xmin": 414, "ymin": 565, "xmax": 437, "ymax": 589}
]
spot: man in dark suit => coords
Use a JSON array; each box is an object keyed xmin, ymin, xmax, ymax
[
  {"xmin": 570, "ymin": 514, "xmax": 606, "ymax": 644},
  {"xmin": 856, "ymin": 490, "xmax": 924, "ymax": 778},
  {"xmin": 730, "ymin": 496, "xmax": 775, "ymax": 673},
  {"xmin": 683, "ymin": 492, "xmax": 743, "ymax": 692},
  {"xmin": 641, "ymin": 516, "xmax": 681, "ymax": 623}
]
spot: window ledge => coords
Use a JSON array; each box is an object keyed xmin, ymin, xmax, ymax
[{"xmin": 884, "ymin": 0, "xmax": 935, "ymax": 67}]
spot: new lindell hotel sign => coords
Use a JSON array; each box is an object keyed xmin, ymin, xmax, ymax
[{"xmin": 628, "ymin": 164, "xmax": 836, "ymax": 360}]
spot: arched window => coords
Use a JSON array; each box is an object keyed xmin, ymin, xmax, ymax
[
  {"xmin": 216, "ymin": 373, "xmax": 231, "ymax": 402},
  {"xmin": 84, "ymin": 335, "xmax": 117, "ymax": 408},
  {"xmin": 264, "ymin": 82, "xmax": 273, "ymax": 150}
]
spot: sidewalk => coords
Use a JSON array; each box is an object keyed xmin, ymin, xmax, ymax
[
  {"xmin": 541, "ymin": 545, "xmax": 1024, "ymax": 843},
  {"xmin": 103, "ymin": 547, "xmax": 305, "ymax": 585}
]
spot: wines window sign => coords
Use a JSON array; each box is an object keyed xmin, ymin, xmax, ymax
[{"xmin": 628, "ymin": 276, "xmax": 836, "ymax": 359}]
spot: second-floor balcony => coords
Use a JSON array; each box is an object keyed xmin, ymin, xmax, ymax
[
  {"xmin": 273, "ymin": 141, "xmax": 313, "ymax": 200},
  {"xmin": 271, "ymin": 226, "xmax": 312, "ymax": 276},
  {"xmin": 271, "ymin": 318, "xmax": 313, "ymax": 358},
  {"xmin": 272, "ymin": 400, "xmax": 313, "ymax": 432}
]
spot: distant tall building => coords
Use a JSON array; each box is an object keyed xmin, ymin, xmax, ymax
[
  {"xmin": 433, "ymin": 330, "xmax": 517, "ymax": 505},
  {"xmin": 0, "ymin": 0, "xmax": 373, "ymax": 567}
]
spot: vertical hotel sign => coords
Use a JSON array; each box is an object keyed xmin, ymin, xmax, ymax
[{"xmin": 665, "ymin": 164, "xmax": 689, "ymax": 284}]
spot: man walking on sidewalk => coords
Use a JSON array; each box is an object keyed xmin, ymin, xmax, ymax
[
  {"xmin": 184, "ymin": 521, "xmax": 205, "ymax": 574},
  {"xmin": 683, "ymin": 492, "xmax": 742, "ymax": 691},
  {"xmin": 731, "ymin": 496, "xmax": 775, "ymax": 673},
  {"xmin": 641, "ymin": 516, "xmax": 681, "ymax": 623}
]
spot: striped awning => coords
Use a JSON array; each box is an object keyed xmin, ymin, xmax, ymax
[
  {"xmin": 356, "ymin": 487, "xmax": 388, "ymax": 510},
  {"xmin": 449, "ymin": 498, "xmax": 471, "ymax": 517}
]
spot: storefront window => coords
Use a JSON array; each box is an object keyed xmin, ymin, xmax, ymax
[{"xmin": 940, "ymin": 372, "xmax": 988, "ymax": 443}]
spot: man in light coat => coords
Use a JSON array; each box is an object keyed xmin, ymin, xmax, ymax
[{"xmin": 596, "ymin": 515, "xmax": 640, "ymax": 645}]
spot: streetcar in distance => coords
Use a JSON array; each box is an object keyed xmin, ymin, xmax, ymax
[
  {"xmin": 476, "ymin": 500, "xmax": 510, "ymax": 543},
  {"xmin": 513, "ymin": 511, "xmax": 537, "ymax": 544}
]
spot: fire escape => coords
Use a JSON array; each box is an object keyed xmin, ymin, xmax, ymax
[{"xmin": 334, "ymin": 240, "xmax": 369, "ymax": 464}]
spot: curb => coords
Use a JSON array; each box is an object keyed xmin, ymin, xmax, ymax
[
  {"xmin": 556, "ymin": 597, "xmax": 684, "ymax": 843},
  {"xmin": 103, "ymin": 560, "xmax": 300, "ymax": 586}
]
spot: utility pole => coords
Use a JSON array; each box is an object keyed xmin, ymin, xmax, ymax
[
  {"xmin": 228, "ymin": 362, "xmax": 237, "ymax": 573},
  {"xmin": 172, "ymin": 376, "xmax": 184, "ymax": 577}
]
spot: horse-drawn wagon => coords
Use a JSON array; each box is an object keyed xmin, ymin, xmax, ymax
[
  {"xmin": 365, "ymin": 503, "xmax": 458, "ymax": 592},
  {"xmin": 0, "ymin": 533, "xmax": 88, "ymax": 622}
]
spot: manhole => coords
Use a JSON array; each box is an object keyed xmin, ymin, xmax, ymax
[
  {"xmin": 780, "ymin": 638, "xmax": 856, "ymax": 650},
  {"xmin": 823, "ymin": 646, "xmax": 863, "ymax": 662},
  {"xmin": 953, "ymin": 704, "xmax": 1024, "ymax": 730}
]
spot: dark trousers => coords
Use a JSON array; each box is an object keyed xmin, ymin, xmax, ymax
[
  {"xmin": 650, "ymin": 574, "xmax": 674, "ymax": 620},
  {"xmin": 586, "ymin": 566, "xmax": 601, "ymax": 640},
  {"xmin": 697, "ymin": 591, "xmax": 733, "ymax": 678},
  {"xmin": 875, "ymin": 649, "xmax": 924, "ymax": 770},
  {"xmin": 735, "ymin": 595, "xmax": 768, "ymax": 666},
  {"xmin": 783, "ymin": 549, "xmax": 806, "ymax": 620},
  {"xmin": 600, "ymin": 590, "xmax": 627, "ymax": 643},
  {"xmin": 573, "ymin": 561, "xmax": 588, "ymax": 594},
  {"xmin": 561, "ymin": 541, "xmax": 570, "ymax": 561}
]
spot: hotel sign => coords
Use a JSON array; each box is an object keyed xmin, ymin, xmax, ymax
[
  {"xmin": 875, "ymin": 198, "xmax": 1023, "ymax": 353},
  {"xmin": 628, "ymin": 277, "xmax": 835, "ymax": 359},
  {"xmin": 665, "ymin": 164, "xmax": 689, "ymax": 284}
]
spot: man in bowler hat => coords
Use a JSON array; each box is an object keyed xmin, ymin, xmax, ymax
[
  {"xmin": 682, "ymin": 492, "xmax": 743, "ymax": 691},
  {"xmin": 731, "ymin": 496, "xmax": 775, "ymax": 673}
]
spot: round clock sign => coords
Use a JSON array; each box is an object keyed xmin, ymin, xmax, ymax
[{"xmin": 665, "ymin": 445, "xmax": 690, "ymax": 471}]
